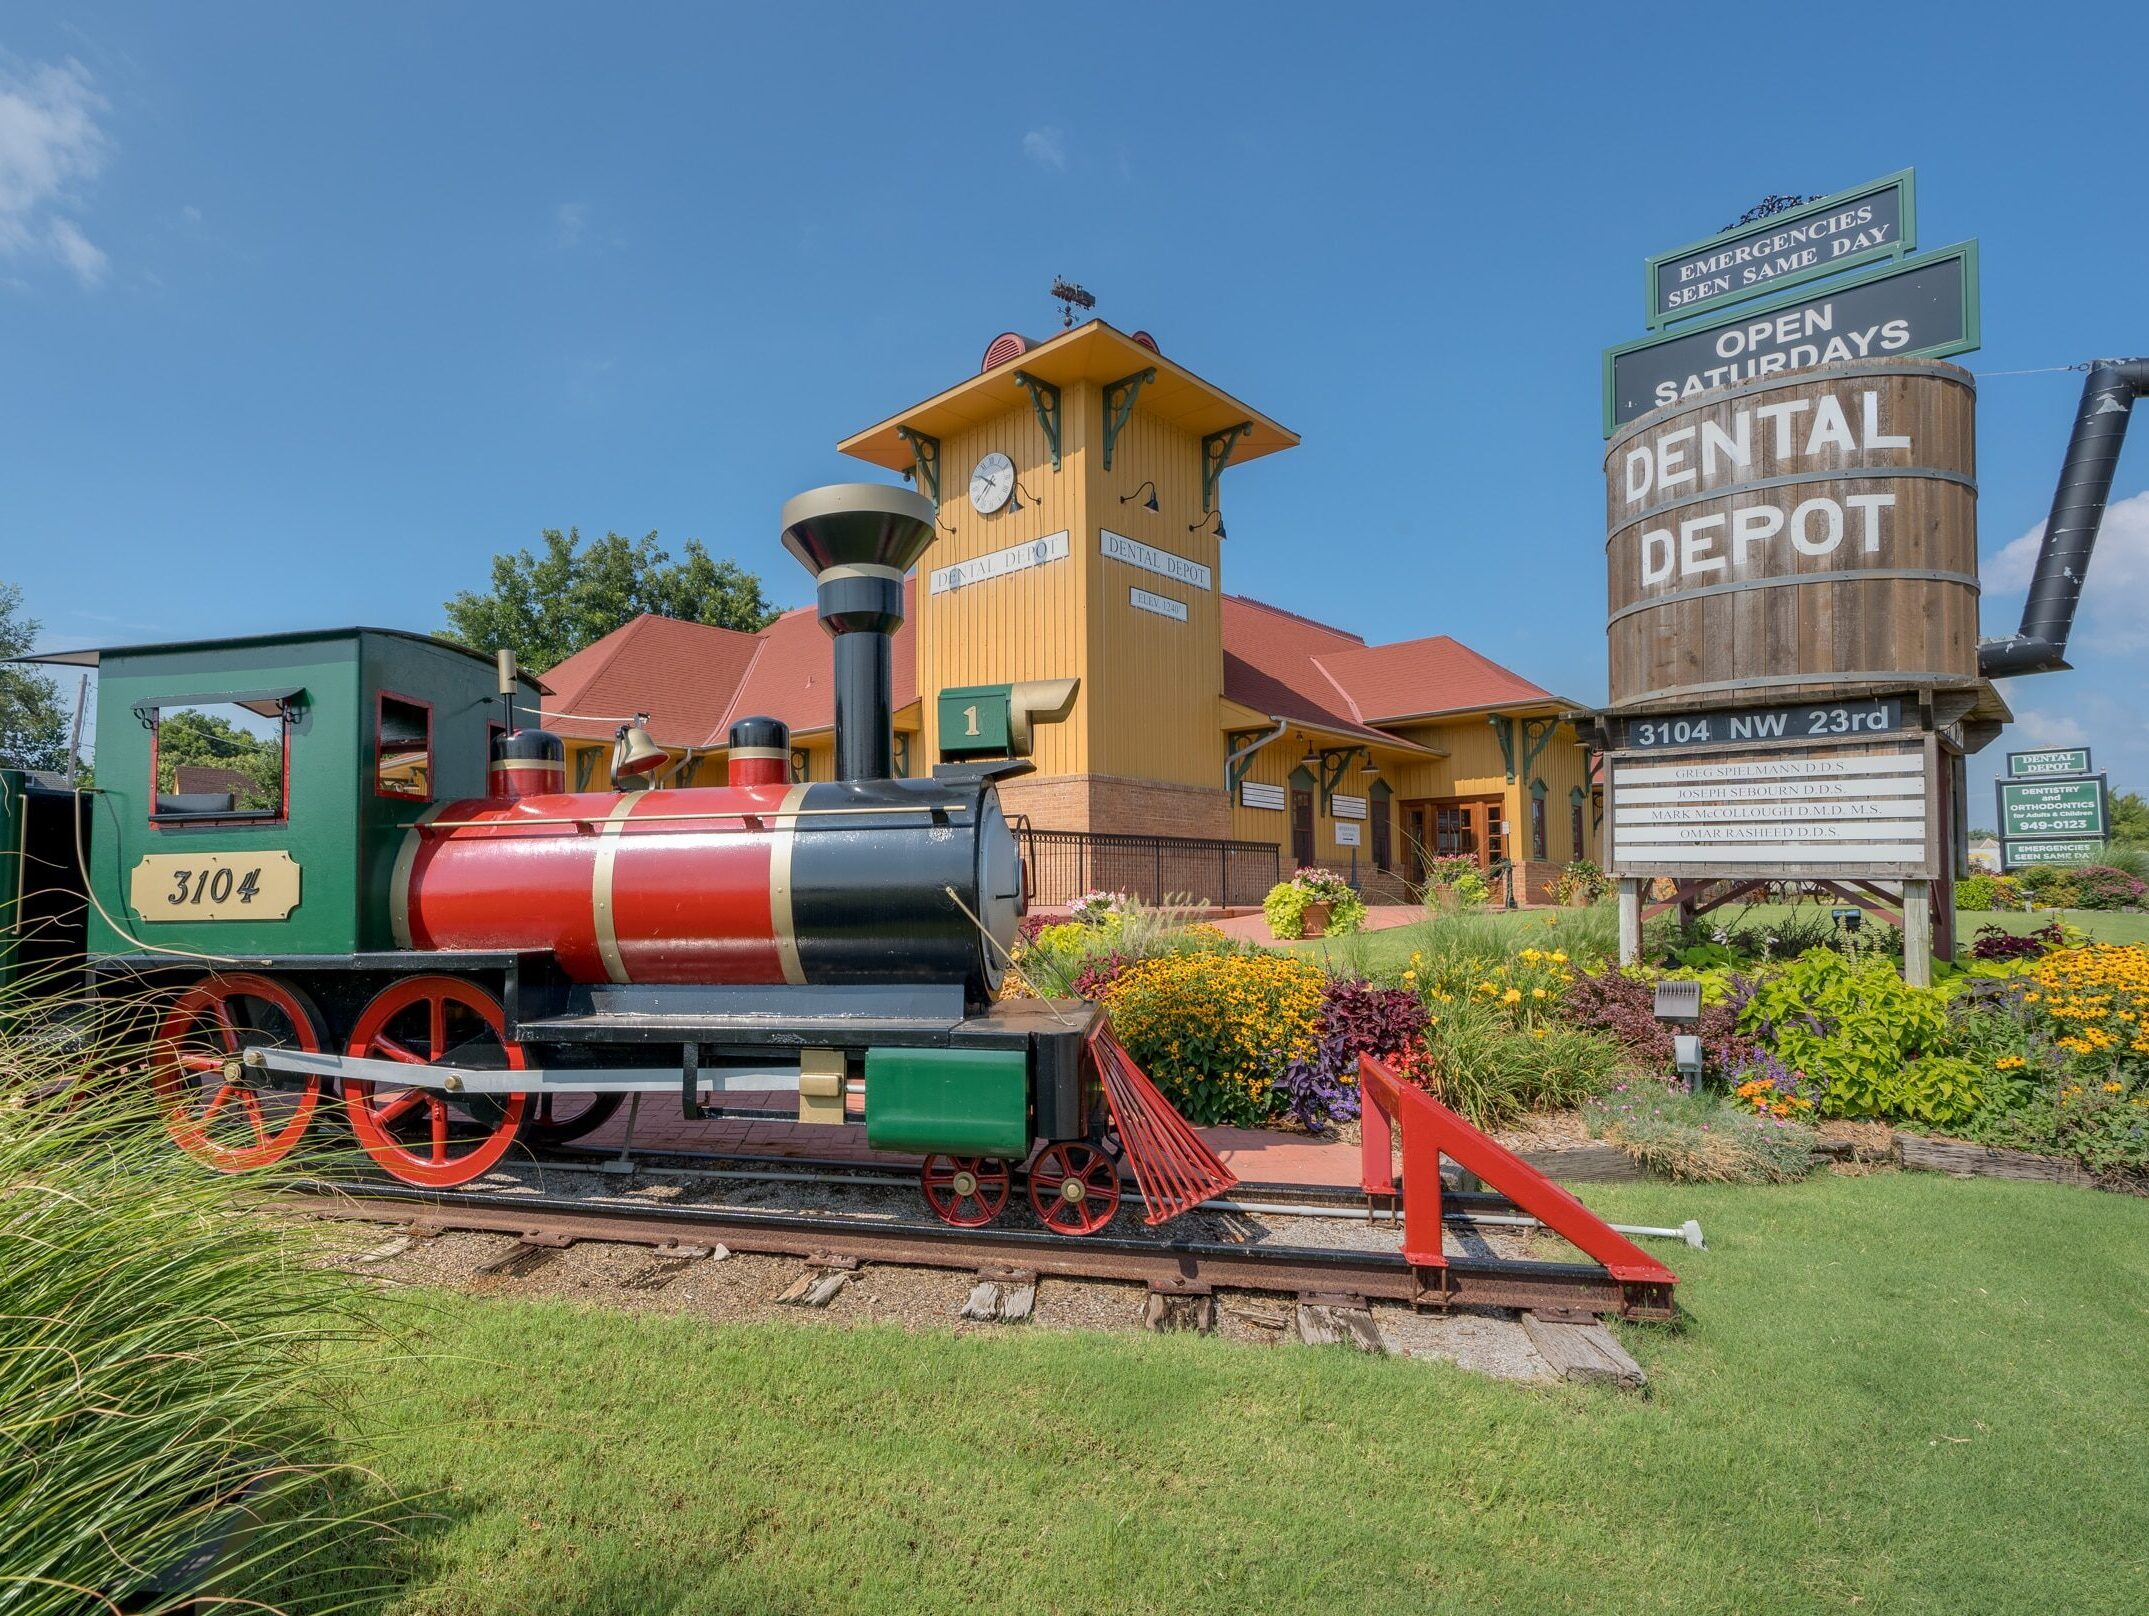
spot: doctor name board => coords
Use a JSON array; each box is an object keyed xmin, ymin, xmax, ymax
[
  {"xmin": 1605, "ymin": 742, "xmax": 1936, "ymax": 880},
  {"xmin": 1604, "ymin": 357, "xmax": 1979, "ymax": 710}
]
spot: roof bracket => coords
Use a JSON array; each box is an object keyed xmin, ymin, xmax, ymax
[
  {"xmin": 1101, "ymin": 368, "xmax": 1156, "ymax": 471},
  {"xmin": 1011, "ymin": 371, "xmax": 1063, "ymax": 471},
  {"xmin": 1318, "ymin": 746, "xmax": 1367, "ymax": 810},
  {"xmin": 1201, "ymin": 421, "xmax": 1252, "ymax": 513},
  {"xmin": 894, "ymin": 426, "xmax": 941, "ymax": 508},
  {"xmin": 1521, "ymin": 717, "xmax": 1560, "ymax": 783},
  {"xmin": 1491, "ymin": 715, "xmax": 1517, "ymax": 783},
  {"xmin": 1225, "ymin": 723, "xmax": 1284, "ymax": 791}
]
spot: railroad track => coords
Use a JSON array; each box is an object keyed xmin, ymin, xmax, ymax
[{"xmin": 287, "ymin": 1176, "xmax": 1678, "ymax": 1321}]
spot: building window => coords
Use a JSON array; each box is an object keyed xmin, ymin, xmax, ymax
[
  {"xmin": 791, "ymin": 748, "xmax": 812, "ymax": 784},
  {"xmin": 1570, "ymin": 788, "xmax": 1587, "ymax": 859},
  {"xmin": 376, "ymin": 693, "xmax": 433, "ymax": 801},
  {"xmin": 1529, "ymin": 782, "xmax": 1548, "ymax": 861},
  {"xmin": 150, "ymin": 698, "xmax": 290, "ymax": 821}
]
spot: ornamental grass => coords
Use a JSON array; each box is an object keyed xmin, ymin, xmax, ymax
[{"xmin": 0, "ymin": 963, "xmax": 399, "ymax": 1614}]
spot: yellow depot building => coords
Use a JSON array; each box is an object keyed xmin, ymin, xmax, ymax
[{"xmin": 540, "ymin": 320, "xmax": 1597, "ymax": 907}]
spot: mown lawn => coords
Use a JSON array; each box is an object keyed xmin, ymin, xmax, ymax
[
  {"xmin": 1284, "ymin": 902, "xmax": 2149, "ymax": 976},
  {"xmin": 305, "ymin": 1171, "xmax": 2149, "ymax": 1615}
]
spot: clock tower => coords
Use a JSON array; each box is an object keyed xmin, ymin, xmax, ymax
[{"xmin": 837, "ymin": 321, "xmax": 1297, "ymax": 837}]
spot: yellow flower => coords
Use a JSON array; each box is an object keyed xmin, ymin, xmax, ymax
[
  {"xmin": 1530, "ymin": 987, "xmax": 1547, "ymax": 1000},
  {"xmin": 1502, "ymin": 987, "xmax": 1522, "ymax": 1005},
  {"xmin": 1550, "ymin": 951, "xmax": 1567, "ymax": 964},
  {"xmin": 2104, "ymin": 1081, "xmax": 2125, "ymax": 1094}
]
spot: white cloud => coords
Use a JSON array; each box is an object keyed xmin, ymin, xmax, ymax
[
  {"xmin": 1021, "ymin": 126, "xmax": 1068, "ymax": 170},
  {"xmin": 2008, "ymin": 709, "xmax": 2089, "ymax": 748},
  {"xmin": 554, "ymin": 201, "xmax": 586, "ymax": 248},
  {"xmin": 1982, "ymin": 488, "xmax": 2149, "ymax": 653},
  {"xmin": 0, "ymin": 57, "xmax": 111, "ymax": 286}
]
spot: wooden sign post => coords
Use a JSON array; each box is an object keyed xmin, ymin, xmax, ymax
[{"xmin": 1597, "ymin": 356, "xmax": 2007, "ymax": 985}]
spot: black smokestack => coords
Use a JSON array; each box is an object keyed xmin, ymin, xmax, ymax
[
  {"xmin": 1979, "ymin": 358, "xmax": 2149, "ymax": 678},
  {"xmin": 778, "ymin": 483, "xmax": 937, "ymax": 782}
]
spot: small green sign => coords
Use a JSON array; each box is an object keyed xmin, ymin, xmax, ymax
[
  {"xmin": 2002, "ymin": 838, "xmax": 2105, "ymax": 869},
  {"xmin": 937, "ymin": 684, "xmax": 1011, "ymax": 760},
  {"xmin": 1996, "ymin": 776, "xmax": 2108, "ymax": 840},
  {"xmin": 2006, "ymin": 747, "xmax": 2091, "ymax": 778}
]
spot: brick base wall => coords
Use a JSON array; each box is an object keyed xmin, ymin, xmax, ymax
[{"xmin": 998, "ymin": 772, "xmax": 1233, "ymax": 841}]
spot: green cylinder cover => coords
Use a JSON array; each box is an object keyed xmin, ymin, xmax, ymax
[{"xmin": 864, "ymin": 1046, "xmax": 1029, "ymax": 1158}]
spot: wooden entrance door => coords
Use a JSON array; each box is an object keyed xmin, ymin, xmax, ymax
[
  {"xmin": 1370, "ymin": 792, "xmax": 1392, "ymax": 873},
  {"xmin": 1290, "ymin": 786, "xmax": 1315, "ymax": 868},
  {"xmin": 1425, "ymin": 799, "xmax": 1506, "ymax": 874}
]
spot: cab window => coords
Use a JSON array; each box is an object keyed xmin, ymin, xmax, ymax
[
  {"xmin": 376, "ymin": 694, "xmax": 433, "ymax": 800},
  {"xmin": 151, "ymin": 700, "xmax": 288, "ymax": 821}
]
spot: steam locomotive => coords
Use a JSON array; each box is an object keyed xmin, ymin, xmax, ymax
[{"xmin": 6, "ymin": 484, "xmax": 1192, "ymax": 1234}]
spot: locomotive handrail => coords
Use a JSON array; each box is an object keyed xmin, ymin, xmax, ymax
[{"xmin": 417, "ymin": 801, "xmax": 975, "ymax": 832}]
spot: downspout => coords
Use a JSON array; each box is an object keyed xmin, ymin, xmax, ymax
[
  {"xmin": 1223, "ymin": 718, "xmax": 1287, "ymax": 788},
  {"xmin": 1978, "ymin": 358, "xmax": 2149, "ymax": 678}
]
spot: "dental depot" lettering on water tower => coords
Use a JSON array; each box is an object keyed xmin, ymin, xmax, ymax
[{"xmin": 1619, "ymin": 385, "xmax": 1908, "ymax": 589}]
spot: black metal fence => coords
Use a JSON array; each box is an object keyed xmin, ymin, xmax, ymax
[{"xmin": 1017, "ymin": 828, "xmax": 1281, "ymax": 910}]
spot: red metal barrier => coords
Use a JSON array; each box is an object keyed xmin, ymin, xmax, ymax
[
  {"xmin": 1358, "ymin": 1054, "xmax": 1677, "ymax": 1290},
  {"xmin": 1089, "ymin": 1024, "xmax": 1240, "ymax": 1225}
]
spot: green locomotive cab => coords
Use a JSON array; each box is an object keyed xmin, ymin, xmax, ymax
[{"xmin": 53, "ymin": 627, "xmax": 540, "ymax": 963}]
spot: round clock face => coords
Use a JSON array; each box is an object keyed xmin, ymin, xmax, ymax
[{"xmin": 968, "ymin": 451, "xmax": 1016, "ymax": 515}]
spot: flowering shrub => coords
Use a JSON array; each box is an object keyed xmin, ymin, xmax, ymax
[
  {"xmin": 1068, "ymin": 889, "xmax": 1133, "ymax": 926},
  {"xmin": 2069, "ymin": 865, "xmax": 2148, "ymax": 911},
  {"xmin": 1584, "ymin": 1086, "xmax": 1816, "ymax": 1184},
  {"xmin": 1071, "ymin": 950, "xmax": 1135, "ymax": 1001},
  {"xmin": 1727, "ymin": 1052, "xmax": 1820, "ymax": 1120},
  {"xmin": 1954, "ymin": 873, "xmax": 2022, "ymax": 912},
  {"xmin": 1262, "ymin": 867, "xmax": 1368, "ymax": 940},
  {"xmin": 2023, "ymin": 944, "xmax": 2149, "ymax": 1067},
  {"xmin": 1422, "ymin": 855, "xmax": 1490, "ymax": 908},
  {"xmin": 2014, "ymin": 865, "xmax": 2085, "ymax": 910},
  {"xmin": 1548, "ymin": 859, "xmax": 1611, "ymax": 907},
  {"xmin": 1101, "ymin": 951, "xmax": 1326, "ymax": 1126}
]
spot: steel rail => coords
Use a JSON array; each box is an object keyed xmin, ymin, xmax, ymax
[{"xmin": 287, "ymin": 1181, "xmax": 1677, "ymax": 1320}]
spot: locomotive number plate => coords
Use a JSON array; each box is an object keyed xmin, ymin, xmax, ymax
[{"xmin": 130, "ymin": 851, "xmax": 302, "ymax": 922}]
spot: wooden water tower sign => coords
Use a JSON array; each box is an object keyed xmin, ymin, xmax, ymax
[{"xmin": 1598, "ymin": 358, "xmax": 1983, "ymax": 980}]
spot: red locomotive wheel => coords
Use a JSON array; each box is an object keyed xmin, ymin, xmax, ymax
[
  {"xmin": 342, "ymin": 977, "xmax": 528, "ymax": 1188},
  {"xmin": 1026, "ymin": 1142, "xmax": 1121, "ymax": 1237},
  {"xmin": 920, "ymin": 1155, "xmax": 1012, "ymax": 1228},
  {"xmin": 152, "ymin": 974, "xmax": 325, "ymax": 1173}
]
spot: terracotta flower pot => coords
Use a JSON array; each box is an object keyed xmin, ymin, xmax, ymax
[
  {"xmin": 1432, "ymin": 885, "xmax": 1462, "ymax": 914},
  {"xmin": 1300, "ymin": 901, "xmax": 1333, "ymax": 939}
]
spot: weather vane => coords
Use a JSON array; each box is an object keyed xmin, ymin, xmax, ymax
[{"xmin": 1050, "ymin": 276, "xmax": 1095, "ymax": 328}]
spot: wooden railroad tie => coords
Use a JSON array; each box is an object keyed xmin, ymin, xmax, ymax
[
  {"xmin": 958, "ymin": 1267, "xmax": 1037, "ymax": 1325},
  {"xmin": 1142, "ymin": 1278, "xmax": 1215, "ymax": 1336},
  {"xmin": 778, "ymin": 1253, "xmax": 860, "ymax": 1308},
  {"xmin": 473, "ymin": 1229, "xmax": 576, "ymax": 1280},
  {"xmin": 1521, "ymin": 1310, "xmax": 1648, "ymax": 1391},
  {"xmin": 619, "ymin": 1241, "xmax": 730, "ymax": 1293},
  {"xmin": 1295, "ymin": 1292, "xmax": 1384, "ymax": 1354}
]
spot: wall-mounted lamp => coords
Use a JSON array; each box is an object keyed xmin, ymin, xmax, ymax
[
  {"xmin": 1121, "ymin": 479, "xmax": 1160, "ymax": 513},
  {"xmin": 1188, "ymin": 508, "xmax": 1226, "ymax": 540},
  {"xmin": 1298, "ymin": 738, "xmax": 1320, "ymax": 771},
  {"xmin": 938, "ymin": 510, "xmax": 959, "ymax": 534},
  {"xmin": 1009, "ymin": 476, "xmax": 1041, "ymax": 514}
]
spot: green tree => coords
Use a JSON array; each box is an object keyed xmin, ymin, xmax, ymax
[
  {"xmin": 2110, "ymin": 789, "xmax": 2149, "ymax": 847},
  {"xmin": 441, "ymin": 530, "xmax": 779, "ymax": 673},
  {"xmin": 0, "ymin": 582, "xmax": 73, "ymax": 774},
  {"xmin": 154, "ymin": 709, "xmax": 283, "ymax": 810}
]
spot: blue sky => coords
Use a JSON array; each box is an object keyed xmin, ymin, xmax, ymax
[{"xmin": 3, "ymin": 4, "xmax": 2145, "ymax": 812}]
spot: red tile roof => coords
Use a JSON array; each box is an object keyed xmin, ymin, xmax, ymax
[
  {"xmin": 535, "ymin": 582, "xmax": 919, "ymax": 749},
  {"xmin": 1313, "ymin": 633, "xmax": 1555, "ymax": 723},
  {"xmin": 535, "ymin": 614, "xmax": 764, "ymax": 746},
  {"xmin": 538, "ymin": 582, "xmax": 1547, "ymax": 755}
]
